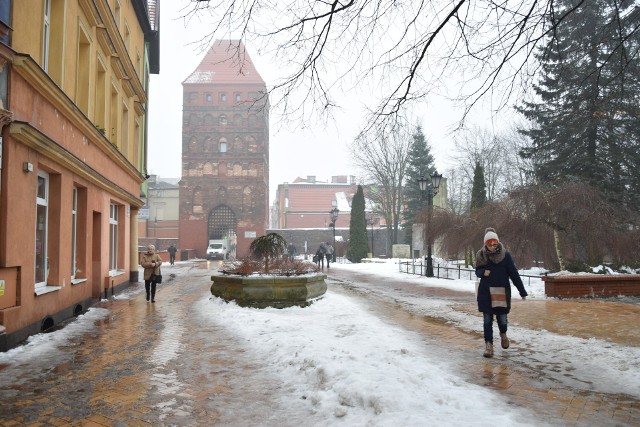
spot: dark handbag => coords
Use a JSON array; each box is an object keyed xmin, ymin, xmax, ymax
[{"xmin": 153, "ymin": 269, "xmax": 163, "ymax": 284}]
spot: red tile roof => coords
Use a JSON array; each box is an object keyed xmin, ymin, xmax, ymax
[{"xmin": 183, "ymin": 40, "xmax": 265, "ymax": 85}]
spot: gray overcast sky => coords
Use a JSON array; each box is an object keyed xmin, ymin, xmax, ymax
[{"xmin": 146, "ymin": 1, "xmax": 489, "ymax": 201}]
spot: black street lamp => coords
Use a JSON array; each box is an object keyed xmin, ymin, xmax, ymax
[
  {"xmin": 367, "ymin": 214, "xmax": 375, "ymax": 257},
  {"xmin": 329, "ymin": 207, "xmax": 339, "ymax": 261},
  {"xmin": 418, "ymin": 172, "xmax": 443, "ymax": 277}
]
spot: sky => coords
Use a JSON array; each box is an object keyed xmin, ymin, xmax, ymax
[
  {"xmin": 3, "ymin": 258, "xmax": 638, "ymax": 425},
  {"xmin": 146, "ymin": 1, "xmax": 487, "ymax": 202}
]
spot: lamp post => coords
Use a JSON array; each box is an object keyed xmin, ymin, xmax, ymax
[
  {"xmin": 367, "ymin": 214, "xmax": 375, "ymax": 257},
  {"xmin": 330, "ymin": 207, "xmax": 339, "ymax": 261},
  {"xmin": 418, "ymin": 172, "xmax": 443, "ymax": 277}
]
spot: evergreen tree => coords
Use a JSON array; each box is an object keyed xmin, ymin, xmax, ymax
[
  {"xmin": 470, "ymin": 161, "xmax": 487, "ymax": 211},
  {"xmin": 346, "ymin": 185, "xmax": 369, "ymax": 263},
  {"xmin": 402, "ymin": 125, "xmax": 436, "ymax": 244},
  {"xmin": 518, "ymin": 0, "xmax": 640, "ymax": 210}
]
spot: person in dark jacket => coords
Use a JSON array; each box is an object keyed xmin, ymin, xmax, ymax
[
  {"xmin": 167, "ymin": 244, "xmax": 177, "ymax": 265},
  {"xmin": 475, "ymin": 228, "xmax": 527, "ymax": 358},
  {"xmin": 315, "ymin": 242, "xmax": 327, "ymax": 269},
  {"xmin": 325, "ymin": 242, "xmax": 334, "ymax": 268}
]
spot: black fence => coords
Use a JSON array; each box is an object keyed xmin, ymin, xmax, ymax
[{"xmin": 397, "ymin": 260, "xmax": 544, "ymax": 286}]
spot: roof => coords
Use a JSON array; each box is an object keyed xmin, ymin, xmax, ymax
[
  {"xmin": 183, "ymin": 40, "xmax": 265, "ymax": 85},
  {"xmin": 150, "ymin": 180, "xmax": 178, "ymax": 190},
  {"xmin": 283, "ymin": 184, "xmax": 357, "ymax": 212}
]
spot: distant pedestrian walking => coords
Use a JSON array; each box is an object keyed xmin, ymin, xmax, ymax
[
  {"xmin": 141, "ymin": 244, "xmax": 162, "ymax": 303},
  {"xmin": 475, "ymin": 228, "xmax": 527, "ymax": 358},
  {"xmin": 325, "ymin": 242, "xmax": 334, "ymax": 268},
  {"xmin": 288, "ymin": 243, "xmax": 297, "ymax": 262},
  {"xmin": 167, "ymin": 244, "xmax": 177, "ymax": 265},
  {"xmin": 315, "ymin": 242, "xmax": 327, "ymax": 269}
]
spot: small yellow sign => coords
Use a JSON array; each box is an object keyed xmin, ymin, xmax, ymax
[{"xmin": 0, "ymin": 280, "xmax": 4, "ymax": 296}]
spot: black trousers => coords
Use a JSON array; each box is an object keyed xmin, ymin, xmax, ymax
[{"xmin": 144, "ymin": 280, "xmax": 157, "ymax": 299}]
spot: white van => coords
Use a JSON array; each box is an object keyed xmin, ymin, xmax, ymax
[{"xmin": 206, "ymin": 239, "xmax": 229, "ymax": 260}]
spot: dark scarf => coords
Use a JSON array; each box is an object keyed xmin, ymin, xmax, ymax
[{"xmin": 476, "ymin": 242, "xmax": 506, "ymax": 267}]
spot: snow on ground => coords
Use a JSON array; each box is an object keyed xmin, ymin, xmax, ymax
[
  {"xmin": 1, "ymin": 259, "xmax": 638, "ymax": 426},
  {"xmin": 330, "ymin": 260, "xmax": 640, "ymax": 399},
  {"xmin": 199, "ymin": 258, "xmax": 638, "ymax": 423},
  {"xmin": 196, "ymin": 291, "xmax": 539, "ymax": 426}
]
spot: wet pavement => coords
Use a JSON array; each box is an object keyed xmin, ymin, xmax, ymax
[{"xmin": 0, "ymin": 260, "xmax": 638, "ymax": 426}]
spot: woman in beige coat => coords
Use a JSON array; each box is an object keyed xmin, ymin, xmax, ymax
[{"xmin": 140, "ymin": 244, "xmax": 162, "ymax": 302}]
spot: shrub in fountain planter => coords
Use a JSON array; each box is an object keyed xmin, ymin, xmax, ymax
[{"xmin": 210, "ymin": 233, "xmax": 327, "ymax": 308}]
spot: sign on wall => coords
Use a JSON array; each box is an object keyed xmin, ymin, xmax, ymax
[
  {"xmin": 138, "ymin": 208, "xmax": 150, "ymax": 220},
  {"xmin": 244, "ymin": 231, "xmax": 257, "ymax": 238}
]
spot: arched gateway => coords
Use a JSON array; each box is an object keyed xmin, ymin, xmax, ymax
[{"xmin": 208, "ymin": 205, "xmax": 237, "ymax": 240}]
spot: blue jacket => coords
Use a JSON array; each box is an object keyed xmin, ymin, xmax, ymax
[{"xmin": 475, "ymin": 246, "xmax": 527, "ymax": 314}]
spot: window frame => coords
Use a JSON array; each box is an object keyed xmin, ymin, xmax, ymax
[
  {"xmin": 35, "ymin": 171, "xmax": 50, "ymax": 291},
  {"xmin": 109, "ymin": 203, "xmax": 119, "ymax": 272},
  {"xmin": 43, "ymin": 0, "xmax": 51, "ymax": 71},
  {"xmin": 71, "ymin": 187, "xmax": 78, "ymax": 279}
]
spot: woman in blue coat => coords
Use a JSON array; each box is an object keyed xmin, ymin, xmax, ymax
[{"xmin": 475, "ymin": 228, "xmax": 527, "ymax": 357}]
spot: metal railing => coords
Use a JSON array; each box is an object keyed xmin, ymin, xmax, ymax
[{"xmin": 397, "ymin": 260, "xmax": 544, "ymax": 286}]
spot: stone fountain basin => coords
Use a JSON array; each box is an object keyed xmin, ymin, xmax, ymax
[{"xmin": 210, "ymin": 273, "xmax": 327, "ymax": 308}]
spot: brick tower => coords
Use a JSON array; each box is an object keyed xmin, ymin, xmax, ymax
[{"xmin": 180, "ymin": 40, "xmax": 269, "ymax": 258}]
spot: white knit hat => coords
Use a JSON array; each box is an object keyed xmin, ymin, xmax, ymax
[{"xmin": 484, "ymin": 227, "xmax": 499, "ymax": 244}]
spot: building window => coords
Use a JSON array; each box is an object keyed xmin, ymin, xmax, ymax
[
  {"xmin": 95, "ymin": 57, "xmax": 107, "ymax": 131},
  {"xmin": 219, "ymin": 138, "xmax": 227, "ymax": 153},
  {"xmin": 35, "ymin": 171, "xmax": 49, "ymax": 290},
  {"xmin": 110, "ymin": 85, "xmax": 119, "ymax": 146},
  {"xmin": 71, "ymin": 187, "xmax": 77, "ymax": 279},
  {"xmin": 121, "ymin": 102, "xmax": 129, "ymax": 157},
  {"xmin": 114, "ymin": 0, "xmax": 121, "ymax": 28},
  {"xmin": 43, "ymin": 0, "xmax": 51, "ymax": 71},
  {"xmin": 77, "ymin": 25, "xmax": 91, "ymax": 115},
  {"xmin": 220, "ymin": 93, "xmax": 227, "ymax": 102},
  {"xmin": 72, "ymin": 186, "xmax": 87, "ymax": 280},
  {"xmin": 206, "ymin": 93, "xmax": 212, "ymax": 102},
  {"xmin": 44, "ymin": 0, "xmax": 64, "ymax": 84},
  {"xmin": 124, "ymin": 22, "xmax": 131, "ymax": 51},
  {"xmin": 235, "ymin": 92, "xmax": 241, "ymax": 102},
  {"xmin": 219, "ymin": 115, "xmax": 227, "ymax": 125},
  {"xmin": 109, "ymin": 203, "xmax": 118, "ymax": 272}
]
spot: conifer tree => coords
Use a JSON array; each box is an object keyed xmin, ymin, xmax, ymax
[
  {"xmin": 470, "ymin": 161, "xmax": 487, "ymax": 211},
  {"xmin": 402, "ymin": 125, "xmax": 436, "ymax": 244},
  {"xmin": 346, "ymin": 185, "xmax": 369, "ymax": 263},
  {"xmin": 518, "ymin": 0, "xmax": 640, "ymax": 210}
]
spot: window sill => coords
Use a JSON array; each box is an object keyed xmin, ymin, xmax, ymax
[
  {"xmin": 35, "ymin": 285, "xmax": 62, "ymax": 296},
  {"xmin": 71, "ymin": 278, "xmax": 88, "ymax": 285},
  {"xmin": 109, "ymin": 270, "xmax": 126, "ymax": 278}
]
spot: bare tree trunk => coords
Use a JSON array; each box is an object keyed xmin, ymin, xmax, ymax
[{"xmin": 553, "ymin": 228, "xmax": 565, "ymax": 271}]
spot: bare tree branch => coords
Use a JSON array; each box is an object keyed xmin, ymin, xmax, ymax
[{"xmin": 182, "ymin": 0, "xmax": 639, "ymax": 135}]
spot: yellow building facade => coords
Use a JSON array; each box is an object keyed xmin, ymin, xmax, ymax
[{"xmin": 0, "ymin": 0, "xmax": 160, "ymax": 350}]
